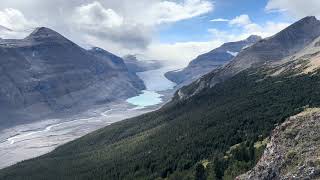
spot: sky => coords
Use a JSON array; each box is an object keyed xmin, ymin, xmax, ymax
[{"xmin": 0, "ymin": 0, "xmax": 319, "ymax": 67}]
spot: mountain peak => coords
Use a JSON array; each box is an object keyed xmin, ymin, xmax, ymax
[
  {"xmin": 29, "ymin": 27, "xmax": 59, "ymax": 36},
  {"xmin": 299, "ymin": 16, "xmax": 318, "ymax": 23},
  {"xmin": 25, "ymin": 27, "xmax": 68, "ymax": 42},
  {"xmin": 280, "ymin": 16, "xmax": 320, "ymax": 34},
  {"xmin": 270, "ymin": 16, "xmax": 320, "ymax": 49},
  {"xmin": 246, "ymin": 35, "xmax": 262, "ymax": 43}
]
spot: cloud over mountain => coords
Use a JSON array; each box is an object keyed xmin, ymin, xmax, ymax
[
  {"xmin": 0, "ymin": 0, "xmax": 306, "ymax": 66},
  {"xmin": 0, "ymin": 0, "xmax": 213, "ymax": 52},
  {"xmin": 266, "ymin": 0, "xmax": 320, "ymax": 18}
]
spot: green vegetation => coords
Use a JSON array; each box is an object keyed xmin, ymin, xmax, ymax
[{"xmin": 1, "ymin": 68, "xmax": 320, "ymax": 180}]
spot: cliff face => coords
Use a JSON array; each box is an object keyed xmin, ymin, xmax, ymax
[{"xmin": 238, "ymin": 108, "xmax": 320, "ymax": 180}]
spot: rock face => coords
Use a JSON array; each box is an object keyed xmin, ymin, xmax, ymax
[
  {"xmin": 238, "ymin": 108, "xmax": 320, "ymax": 180},
  {"xmin": 165, "ymin": 35, "xmax": 261, "ymax": 85},
  {"xmin": 123, "ymin": 55, "xmax": 162, "ymax": 73},
  {"xmin": 87, "ymin": 47, "xmax": 145, "ymax": 90},
  {"xmin": 0, "ymin": 27, "xmax": 145, "ymax": 128},
  {"xmin": 176, "ymin": 16, "xmax": 320, "ymax": 100}
]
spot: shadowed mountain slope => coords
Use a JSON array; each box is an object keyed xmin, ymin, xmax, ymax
[{"xmin": 0, "ymin": 27, "xmax": 145, "ymax": 129}]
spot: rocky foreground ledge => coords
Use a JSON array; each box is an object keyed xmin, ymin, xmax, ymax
[{"xmin": 238, "ymin": 108, "xmax": 320, "ymax": 180}]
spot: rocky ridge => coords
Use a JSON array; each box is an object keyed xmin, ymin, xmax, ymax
[{"xmin": 238, "ymin": 108, "xmax": 320, "ymax": 180}]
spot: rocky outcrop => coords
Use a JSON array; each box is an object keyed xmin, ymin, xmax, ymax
[
  {"xmin": 165, "ymin": 35, "xmax": 261, "ymax": 86},
  {"xmin": 238, "ymin": 108, "xmax": 320, "ymax": 180},
  {"xmin": 0, "ymin": 27, "xmax": 145, "ymax": 129}
]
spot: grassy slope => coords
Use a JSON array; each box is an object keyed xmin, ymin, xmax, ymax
[{"xmin": 1, "ymin": 67, "xmax": 320, "ymax": 180}]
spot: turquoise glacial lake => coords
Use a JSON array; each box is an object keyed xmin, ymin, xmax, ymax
[{"xmin": 126, "ymin": 67, "xmax": 176, "ymax": 108}]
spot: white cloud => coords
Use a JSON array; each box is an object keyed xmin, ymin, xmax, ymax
[
  {"xmin": 0, "ymin": 8, "xmax": 37, "ymax": 38},
  {"xmin": 0, "ymin": 0, "xmax": 214, "ymax": 53},
  {"xmin": 266, "ymin": 0, "xmax": 320, "ymax": 18},
  {"xmin": 208, "ymin": 14, "xmax": 290, "ymax": 44},
  {"xmin": 76, "ymin": 0, "xmax": 214, "ymax": 49},
  {"xmin": 66, "ymin": 1, "xmax": 215, "ymax": 66},
  {"xmin": 229, "ymin": 14, "xmax": 252, "ymax": 26},
  {"xmin": 143, "ymin": 40, "xmax": 223, "ymax": 66},
  {"xmin": 243, "ymin": 21, "xmax": 290, "ymax": 37},
  {"xmin": 210, "ymin": 18, "xmax": 229, "ymax": 22},
  {"xmin": 0, "ymin": 8, "xmax": 37, "ymax": 31},
  {"xmin": 73, "ymin": 2, "xmax": 124, "ymax": 29},
  {"xmin": 69, "ymin": 2, "xmax": 152, "ymax": 49},
  {"xmin": 0, "ymin": 28, "xmax": 30, "ymax": 39},
  {"xmin": 208, "ymin": 28, "xmax": 237, "ymax": 42},
  {"xmin": 144, "ymin": 0, "xmax": 213, "ymax": 25}
]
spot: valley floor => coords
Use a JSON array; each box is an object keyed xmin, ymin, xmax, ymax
[
  {"xmin": 0, "ymin": 101, "xmax": 155, "ymax": 169},
  {"xmin": 0, "ymin": 66, "xmax": 177, "ymax": 169}
]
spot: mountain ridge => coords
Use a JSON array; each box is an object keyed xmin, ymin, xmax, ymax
[
  {"xmin": 176, "ymin": 16, "xmax": 320, "ymax": 100},
  {"xmin": 165, "ymin": 35, "xmax": 262, "ymax": 86},
  {"xmin": 222, "ymin": 16, "xmax": 320, "ymax": 76}
]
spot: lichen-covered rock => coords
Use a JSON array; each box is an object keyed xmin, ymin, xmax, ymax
[{"xmin": 238, "ymin": 108, "xmax": 320, "ymax": 180}]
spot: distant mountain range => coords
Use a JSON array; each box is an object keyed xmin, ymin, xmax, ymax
[
  {"xmin": 0, "ymin": 27, "xmax": 145, "ymax": 129},
  {"xmin": 165, "ymin": 35, "xmax": 261, "ymax": 86},
  {"xmin": 2, "ymin": 17, "xmax": 320, "ymax": 180}
]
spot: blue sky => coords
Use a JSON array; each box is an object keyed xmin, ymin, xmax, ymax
[{"xmin": 157, "ymin": 0, "xmax": 292, "ymax": 43}]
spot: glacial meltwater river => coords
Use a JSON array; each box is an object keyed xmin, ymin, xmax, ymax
[
  {"xmin": 126, "ymin": 67, "xmax": 176, "ymax": 108},
  {"xmin": 0, "ymin": 66, "xmax": 177, "ymax": 169}
]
